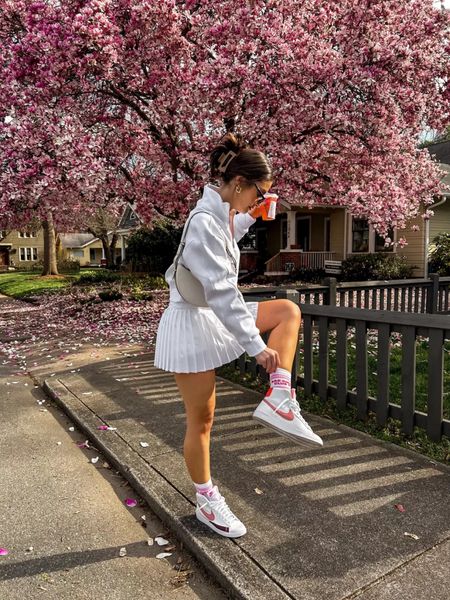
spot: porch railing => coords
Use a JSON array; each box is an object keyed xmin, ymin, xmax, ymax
[
  {"xmin": 265, "ymin": 251, "xmax": 335, "ymax": 272},
  {"xmin": 231, "ymin": 289, "xmax": 450, "ymax": 442}
]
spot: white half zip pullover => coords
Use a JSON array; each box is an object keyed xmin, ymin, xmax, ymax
[{"xmin": 165, "ymin": 184, "xmax": 266, "ymax": 357}]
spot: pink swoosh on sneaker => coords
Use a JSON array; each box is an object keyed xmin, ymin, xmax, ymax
[
  {"xmin": 200, "ymin": 507, "xmax": 215, "ymax": 521},
  {"xmin": 263, "ymin": 398, "xmax": 295, "ymax": 421}
]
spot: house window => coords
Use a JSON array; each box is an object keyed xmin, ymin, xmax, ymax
[
  {"xmin": 90, "ymin": 248, "xmax": 97, "ymax": 262},
  {"xmin": 349, "ymin": 215, "xmax": 396, "ymax": 254},
  {"xmin": 352, "ymin": 219, "xmax": 370, "ymax": 253},
  {"xmin": 19, "ymin": 247, "xmax": 38, "ymax": 261},
  {"xmin": 375, "ymin": 228, "xmax": 394, "ymax": 252},
  {"xmin": 18, "ymin": 232, "xmax": 36, "ymax": 238}
]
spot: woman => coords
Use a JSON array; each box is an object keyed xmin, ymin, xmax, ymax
[{"xmin": 154, "ymin": 133, "xmax": 322, "ymax": 538}]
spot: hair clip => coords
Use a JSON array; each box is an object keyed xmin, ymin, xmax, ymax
[{"xmin": 217, "ymin": 150, "xmax": 237, "ymax": 173}]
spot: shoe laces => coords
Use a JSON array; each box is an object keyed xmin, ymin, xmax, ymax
[
  {"xmin": 289, "ymin": 398, "xmax": 312, "ymax": 431},
  {"xmin": 205, "ymin": 493, "xmax": 239, "ymax": 524}
]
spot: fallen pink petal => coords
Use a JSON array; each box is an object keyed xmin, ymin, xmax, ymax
[
  {"xmin": 125, "ymin": 498, "xmax": 137, "ymax": 507},
  {"xmin": 97, "ymin": 425, "xmax": 109, "ymax": 430},
  {"xmin": 394, "ymin": 504, "xmax": 406, "ymax": 513},
  {"xmin": 155, "ymin": 536, "xmax": 169, "ymax": 546},
  {"xmin": 0, "ymin": 548, "xmax": 9, "ymax": 556}
]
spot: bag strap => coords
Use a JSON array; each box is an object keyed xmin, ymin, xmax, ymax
[{"xmin": 173, "ymin": 209, "xmax": 233, "ymax": 272}]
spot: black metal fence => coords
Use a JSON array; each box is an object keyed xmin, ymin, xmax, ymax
[
  {"xmin": 232, "ymin": 288, "xmax": 450, "ymax": 442},
  {"xmin": 241, "ymin": 274, "xmax": 450, "ymax": 314}
]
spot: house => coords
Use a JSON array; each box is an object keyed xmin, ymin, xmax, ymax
[
  {"xmin": 60, "ymin": 204, "xmax": 143, "ymax": 266},
  {"xmin": 0, "ymin": 203, "xmax": 143, "ymax": 270},
  {"xmin": 59, "ymin": 233, "xmax": 118, "ymax": 266},
  {"xmin": 401, "ymin": 141, "xmax": 450, "ymax": 277},
  {"xmin": 61, "ymin": 203, "xmax": 143, "ymax": 266},
  {"xmin": 0, "ymin": 228, "xmax": 44, "ymax": 271},
  {"xmin": 244, "ymin": 141, "xmax": 450, "ymax": 278},
  {"xmin": 115, "ymin": 202, "xmax": 143, "ymax": 259}
]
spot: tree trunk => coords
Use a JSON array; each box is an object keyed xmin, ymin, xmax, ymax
[
  {"xmin": 110, "ymin": 233, "xmax": 118, "ymax": 267},
  {"xmin": 100, "ymin": 232, "xmax": 118, "ymax": 268},
  {"xmin": 41, "ymin": 210, "xmax": 59, "ymax": 275}
]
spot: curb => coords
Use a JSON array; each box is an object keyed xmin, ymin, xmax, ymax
[{"xmin": 43, "ymin": 378, "xmax": 293, "ymax": 600}]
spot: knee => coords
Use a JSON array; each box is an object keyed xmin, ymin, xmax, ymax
[
  {"xmin": 187, "ymin": 409, "xmax": 215, "ymax": 435},
  {"xmin": 282, "ymin": 299, "xmax": 301, "ymax": 325}
]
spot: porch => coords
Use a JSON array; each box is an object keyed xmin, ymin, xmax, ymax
[
  {"xmin": 255, "ymin": 205, "xmax": 345, "ymax": 275},
  {"xmin": 265, "ymin": 250, "xmax": 336, "ymax": 273}
]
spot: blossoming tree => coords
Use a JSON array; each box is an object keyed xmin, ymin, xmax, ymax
[{"xmin": 1, "ymin": 0, "xmax": 449, "ymax": 274}]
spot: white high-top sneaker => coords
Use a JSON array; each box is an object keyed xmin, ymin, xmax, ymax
[
  {"xmin": 195, "ymin": 486, "xmax": 247, "ymax": 538},
  {"xmin": 253, "ymin": 387, "xmax": 323, "ymax": 448}
]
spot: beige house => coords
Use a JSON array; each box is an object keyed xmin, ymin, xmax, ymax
[
  {"xmin": 0, "ymin": 228, "xmax": 44, "ymax": 270},
  {"xmin": 0, "ymin": 203, "xmax": 143, "ymax": 270},
  {"xmin": 60, "ymin": 204, "xmax": 142, "ymax": 266},
  {"xmin": 398, "ymin": 164, "xmax": 450, "ymax": 277},
  {"xmin": 251, "ymin": 141, "xmax": 450, "ymax": 278},
  {"xmin": 59, "ymin": 233, "xmax": 121, "ymax": 266}
]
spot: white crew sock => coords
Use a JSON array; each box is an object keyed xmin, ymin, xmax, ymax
[
  {"xmin": 194, "ymin": 478, "xmax": 221, "ymax": 500},
  {"xmin": 269, "ymin": 367, "xmax": 291, "ymax": 390},
  {"xmin": 194, "ymin": 478, "xmax": 213, "ymax": 495}
]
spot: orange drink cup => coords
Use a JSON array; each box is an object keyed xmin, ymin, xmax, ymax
[{"xmin": 260, "ymin": 193, "xmax": 278, "ymax": 220}]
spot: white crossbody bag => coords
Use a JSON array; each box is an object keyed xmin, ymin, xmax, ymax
[{"xmin": 173, "ymin": 210, "xmax": 237, "ymax": 307}]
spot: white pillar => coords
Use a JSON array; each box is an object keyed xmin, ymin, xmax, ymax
[
  {"xmin": 286, "ymin": 210, "xmax": 296, "ymax": 249},
  {"xmin": 121, "ymin": 235, "xmax": 126, "ymax": 261}
]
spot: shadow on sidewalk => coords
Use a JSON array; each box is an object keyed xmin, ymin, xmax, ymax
[{"xmin": 46, "ymin": 352, "xmax": 450, "ymax": 600}]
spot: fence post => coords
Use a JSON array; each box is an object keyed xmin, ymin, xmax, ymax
[
  {"xmin": 427, "ymin": 273, "xmax": 439, "ymax": 314},
  {"xmin": 276, "ymin": 289, "xmax": 300, "ymax": 389},
  {"xmin": 323, "ymin": 277, "xmax": 337, "ymax": 306}
]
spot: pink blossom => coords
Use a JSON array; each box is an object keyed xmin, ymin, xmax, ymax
[{"xmin": 0, "ymin": 1, "xmax": 449, "ymax": 234}]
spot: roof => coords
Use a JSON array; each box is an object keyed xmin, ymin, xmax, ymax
[
  {"xmin": 60, "ymin": 233, "xmax": 98, "ymax": 249},
  {"xmin": 426, "ymin": 140, "xmax": 450, "ymax": 166},
  {"xmin": 117, "ymin": 203, "xmax": 143, "ymax": 230}
]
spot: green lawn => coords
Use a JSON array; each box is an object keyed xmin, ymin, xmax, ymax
[
  {"xmin": 221, "ymin": 330, "xmax": 450, "ymax": 421},
  {"xmin": 298, "ymin": 329, "xmax": 450, "ymax": 420},
  {"xmin": 0, "ymin": 270, "xmax": 95, "ymax": 299}
]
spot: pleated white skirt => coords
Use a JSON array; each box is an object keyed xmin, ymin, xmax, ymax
[{"xmin": 153, "ymin": 301, "xmax": 259, "ymax": 373}]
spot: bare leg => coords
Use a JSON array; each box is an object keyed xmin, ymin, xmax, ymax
[
  {"xmin": 252, "ymin": 299, "xmax": 323, "ymax": 447},
  {"xmin": 255, "ymin": 299, "xmax": 301, "ymax": 371},
  {"xmin": 174, "ymin": 370, "xmax": 216, "ymax": 483}
]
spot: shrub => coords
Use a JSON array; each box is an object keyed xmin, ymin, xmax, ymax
[
  {"xmin": 129, "ymin": 290, "xmax": 154, "ymax": 302},
  {"xmin": 341, "ymin": 253, "xmax": 414, "ymax": 281},
  {"xmin": 121, "ymin": 274, "xmax": 167, "ymax": 290},
  {"xmin": 58, "ymin": 259, "xmax": 80, "ymax": 274},
  {"xmin": 98, "ymin": 288, "xmax": 123, "ymax": 301},
  {"xmin": 375, "ymin": 255, "xmax": 415, "ymax": 280},
  {"xmin": 74, "ymin": 270, "xmax": 121, "ymax": 285},
  {"xmin": 290, "ymin": 267, "xmax": 325, "ymax": 284},
  {"xmin": 16, "ymin": 258, "xmax": 80, "ymax": 274},
  {"xmin": 428, "ymin": 232, "xmax": 450, "ymax": 276},
  {"xmin": 125, "ymin": 222, "xmax": 182, "ymax": 274}
]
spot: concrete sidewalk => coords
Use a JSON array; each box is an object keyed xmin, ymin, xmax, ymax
[
  {"xmin": 0, "ymin": 361, "xmax": 228, "ymax": 599},
  {"xmin": 41, "ymin": 352, "xmax": 450, "ymax": 600}
]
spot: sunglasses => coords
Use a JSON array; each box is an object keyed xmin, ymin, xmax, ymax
[{"xmin": 254, "ymin": 183, "xmax": 266, "ymax": 205}]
